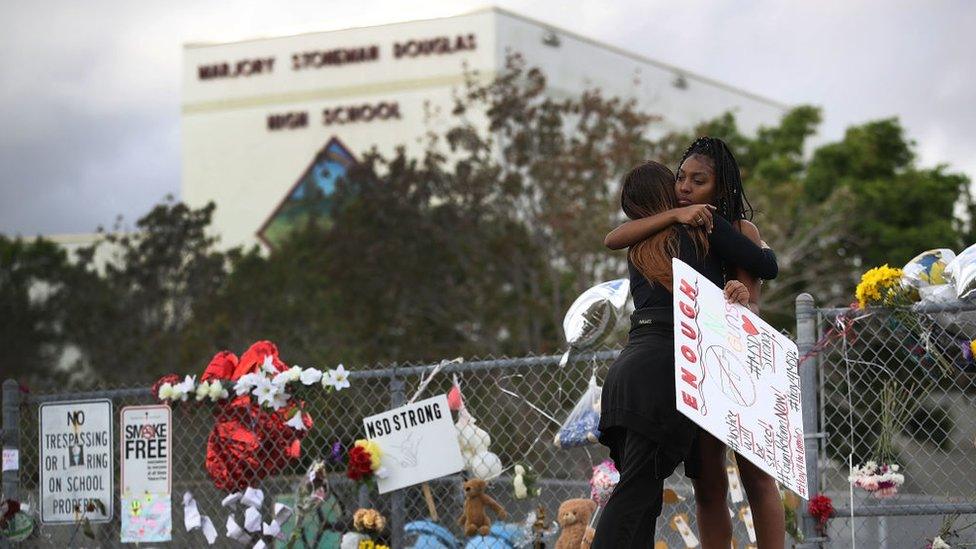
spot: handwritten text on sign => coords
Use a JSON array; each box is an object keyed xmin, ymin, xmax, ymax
[
  {"xmin": 39, "ymin": 399, "xmax": 114, "ymax": 523},
  {"xmin": 362, "ymin": 394, "xmax": 465, "ymax": 494},
  {"xmin": 672, "ymin": 259, "xmax": 807, "ymax": 499}
]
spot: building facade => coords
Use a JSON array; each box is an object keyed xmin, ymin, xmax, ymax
[{"xmin": 181, "ymin": 7, "xmax": 788, "ymax": 250}]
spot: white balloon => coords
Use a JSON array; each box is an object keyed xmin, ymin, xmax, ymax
[
  {"xmin": 946, "ymin": 243, "xmax": 976, "ymax": 300},
  {"xmin": 467, "ymin": 451, "xmax": 503, "ymax": 480},
  {"xmin": 455, "ymin": 411, "xmax": 491, "ymax": 454}
]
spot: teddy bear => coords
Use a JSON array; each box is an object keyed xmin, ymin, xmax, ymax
[
  {"xmin": 458, "ymin": 478, "xmax": 508, "ymax": 536},
  {"xmin": 555, "ymin": 498, "xmax": 597, "ymax": 549}
]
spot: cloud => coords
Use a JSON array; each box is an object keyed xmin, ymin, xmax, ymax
[{"xmin": 2, "ymin": 0, "xmax": 974, "ymax": 235}]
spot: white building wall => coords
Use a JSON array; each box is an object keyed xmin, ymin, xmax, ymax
[{"xmin": 181, "ymin": 7, "xmax": 788, "ymax": 251}]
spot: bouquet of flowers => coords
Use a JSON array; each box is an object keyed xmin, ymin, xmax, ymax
[
  {"xmin": 346, "ymin": 439, "xmax": 388, "ymax": 487},
  {"xmin": 849, "ymin": 461, "xmax": 905, "ymax": 498}
]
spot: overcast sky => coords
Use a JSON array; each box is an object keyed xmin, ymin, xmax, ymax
[{"xmin": 1, "ymin": 0, "xmax": 974, "ymax": 236}]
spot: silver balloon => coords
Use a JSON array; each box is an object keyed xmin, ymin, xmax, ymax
[
  {"xmin": 946, "ymin": 244, "xmax": 976, "ymax": 300},
  {"xmin": 902, "ymin": 248, "xmax": 955, "ymax": 289},
  {"xmin": 919, "ymin": 284, "xmax": 976, "ymax": 339},
  {"xmin": 562, "ymin": 279, "xmax": 630, "ymax": 352}
]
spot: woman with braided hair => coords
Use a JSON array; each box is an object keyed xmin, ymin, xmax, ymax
[
  {"xmin": 604, "ymin": 136, "xmax": 785, "ymax": 548},
  {"xmin": 591, "ymin": 160, "xmax": 777, "ymax": 548}
]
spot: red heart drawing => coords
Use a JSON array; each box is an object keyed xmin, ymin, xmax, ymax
[{"xmin": 741, "ymin": 315, "xmax": 760, "ymax": 336}]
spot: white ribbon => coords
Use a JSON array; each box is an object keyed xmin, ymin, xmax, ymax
[
  {"xmin": 183, "ymin": 492, "xmax": 201, "ymax": 531},
  {"xmin": 183, "ymin": 491, "xmax": 217, "ymax": 545},
  {"xmin": 253, "ymin": 540, "xmax": 267, "ymax": 549},
  {"xmin": 222, "ymin": 492, "xmax": 242, "ymax": 508},
  {"xmin": 263, "ymin": 520, "xmax": 284, "ymax": 540},
  {"xmin": 241, "ymin": 487, "xmax": 264, "ymax": 509},
  {"xmin": 274, "ymin": 502, "xmax": 292, "ymax": 524},
  {"xmin": 226, "ymin": 515, "xmax": 251, "ymax": 544},
  {"xmin": 200, "ymin": 515, "xmax": 218, "ymax": 545},
  {"xmin": 243, "ymin": 507, "xmax": 262, "ymax": 533}
]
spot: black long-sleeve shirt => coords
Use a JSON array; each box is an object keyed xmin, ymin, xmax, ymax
[{"xmin": 629, "ymin": 215, "xmax": 777, "ymax": 309}]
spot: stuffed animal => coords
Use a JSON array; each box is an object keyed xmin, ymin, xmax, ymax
[
  {"xmin": 458, "ymin": 478, "xmax": 508, "ymax": 536},
  {"xmin": 555, "ymin": 498, "xmax": 597, "ymax": 549}
]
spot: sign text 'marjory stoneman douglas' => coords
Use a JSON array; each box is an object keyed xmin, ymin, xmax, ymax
[{"xmin": 197, "ymin": 34, "xmax": 478, "ymax": 81}]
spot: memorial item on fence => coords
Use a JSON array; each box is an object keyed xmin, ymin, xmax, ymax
[
  {"xmin": 554, "ymin": 374, "xmax": 602, "ymax": 448},
  {"xmin": 360, "ymin": 394, "xmax": 466, "ymax": 493},
  {"xmin": 512, "ymin": 463, "xmax": 541, "ymax": 500},
  {"xmin": 346, "ymin": 439, "xmax": 387, "ymax": 486},
  {"xmin": 353, "ymin": 508, "xmax": 387, "ymax": 533},
  {"xmin": 456, "ymin": 406, "xmax": 503, "ymax": 481},
  {"xmin": 849, "ymin": 461, "xmax": 905, "ymax": 499},
  {"xmin": 459, "ymin": 478, "xmax": 508, "ymax": 537},
  {"xmin": 121, "ymin": 492, "xmax": 171, "ymax": 543},
  {"xmin": 903, "ymin": 249, "xmax": 955, "ymax": 289},
  {"xmin": 589, "ymin": 459, "xmax": 619, "ymax": 506},
  {"xmin": 182, "ymin": 491, "xmax": 218, "ymax": 545},
  {"xmin": 217, "ymin": 486, "xmax": 293, "ymax": 547},
  {"xmin": 849, "ymin": 384, "xmax": 909, "ymax": 499},
  {"xmin": 807, "ymin": 494, "xmax": 834, "ymax": 536},
  {"xmin": 946, "ymin": 243, "xmax": 976, "ymax": 300},
  {"xmin": 554, "ymin": 498, "xmax": 596, "ymax": 549},
  {"xmin": 669, "ymin": 513, "xmax": 699, "ymax": 548},
  {"xmin": 672, "ymin": 258, "xmax": 808, "ymax": 499},
  {"xmin": 0, "ymin": 499, "xmax": 34, "ymax": 543},
  {"xmin": 560, "ymin": 278, "xmax": 630, "ymax": 366},
  {"xmin": 152, "ymin": 340, "xmax": 349, "ymax": 492}
]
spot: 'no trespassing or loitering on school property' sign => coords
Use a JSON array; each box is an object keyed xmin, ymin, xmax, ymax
[
  {"xmin": 672, "ymin": 258, "xmax": 808, "ymax": 499},
  {"xmin": 39, "ymin": 399, "xmax": 114, "ymax": 524}
]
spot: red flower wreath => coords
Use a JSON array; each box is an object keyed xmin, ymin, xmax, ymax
[{"xmin": 200, "ymin": 341, "xmax": 313, "ymax": 491}]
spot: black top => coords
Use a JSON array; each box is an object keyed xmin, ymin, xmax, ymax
[
  {"xmin": 598, "ymin": 216, "xmax": 779, "ymax": 478},
  {"xmin": 628, "ymin": 215, "xmax": 778, "ymax": 309}
]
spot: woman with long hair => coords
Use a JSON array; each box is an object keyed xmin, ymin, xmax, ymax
[
  {"xmin": 592, "ymin": 160, "xmax": 777, "ymax": 548},
  {"xmin": 603, "ymin": 137, "xmax": 785, "ymax": 548}
]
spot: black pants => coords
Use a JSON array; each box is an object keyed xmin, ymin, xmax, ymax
[{"xmin": 591, "ymin": 428, "xmax": 666, "ymax": 549}]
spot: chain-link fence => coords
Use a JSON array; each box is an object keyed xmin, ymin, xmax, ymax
[
  {"xmin": 815, "ymin": 299, "xmax": 976, "ymax": 548},
  {"xmin": 3, "ymin": 295, "xmax": 976, "ymax": 548}
]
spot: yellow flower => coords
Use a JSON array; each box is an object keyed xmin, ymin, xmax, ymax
[
  {"xmin": 355, "ymin": 439, "xmax": 382, "ymax": 471},
  {"xmin": 855, "ymin": 265, "xmax": 904, "ymax": 308},
  {"xmin": 970, "ymin": 339, "xmax": 976, "ymax": 358}
]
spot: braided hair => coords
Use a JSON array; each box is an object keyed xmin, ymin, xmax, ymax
[{"xmin": 678, "ymin": 136, "xmax": 754, "ymax": 222}]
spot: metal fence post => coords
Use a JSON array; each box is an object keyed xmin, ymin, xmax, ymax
[
  {"xmin": 389, "ymin": 367, "xmax": 406, "ymax": 549},
  {"xmin": 795, "ymin": 293, "xmax": 823, "ymax": 546},
  {"xmin": 2, "ymin": 379, "xmax": 20, "ymax": 503}
]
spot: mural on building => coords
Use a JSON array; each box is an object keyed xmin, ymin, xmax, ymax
[{"xmin": 257, "ymin": 137, "xmax": 357, "ymax": 248}]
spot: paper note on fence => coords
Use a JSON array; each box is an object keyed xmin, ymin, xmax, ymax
[
  {"xmin": 672, "ymin": 258, "xmax": 808, "ymax": 499},
  {"xmin": 362, "ymin": 394, "xmax": 465, "ymax": 494}
]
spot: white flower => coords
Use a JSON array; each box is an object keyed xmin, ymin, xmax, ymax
[
  {"xmin": 252, "ymin": 377, "xmax": 277, "ymax": 407},
  {"xmin": 208, "ymin": 381, "xmax": 229, "ymax": 401},
  {"xmin": 270, "ymin": 388, "xmax": 291, "ymax": 410},
  {"xmin": 285, "ymin": 411, "xmax": 306, "ymax": 431},
  {"xmin": 300, "ymin": 368, "xmax": 323, "ymax": 386},
  {"xmin": 261, "ymin": 355, "xmax": 278, "ymax": 375},
  {"xmin": 158, "ymin": 383, "xmax": 175, "ymax": 401},
  {"xmin": 323, "ymin": 364, "xmax": 351, "ymax": 391},
  {"xmin": 171, "ymin": 375, "xmax": 195, "ymax": 401},
  {"xmin": 234, "ymin": 373, "xmax": 263, "ymax": 396},
  {"xmin": 274, "ymin": 366, "xmax": 302, "ymax": 385},
  {"xmin": 932, "ymin": 536, "xmax": 951, "ymax": 549},
  {"xmin": 195, "ymin": 381, "xmax": 211, "ymax": 401}
]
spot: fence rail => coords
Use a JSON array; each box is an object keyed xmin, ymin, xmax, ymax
[{"xmin": 2, "ymin": 295, "xmax": 975, "ymax": 548}]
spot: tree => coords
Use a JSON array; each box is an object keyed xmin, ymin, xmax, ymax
[
  {"xmin": 60, "ymin": 199, "xmax": 237, "ymax": 382},
  {"xmin": 0, "ymin": 236, "xmax": 73, "ymax": 382},
  {"xmin": 804, "ymin": 118, "xmax": 973, "ymax": 269}
]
